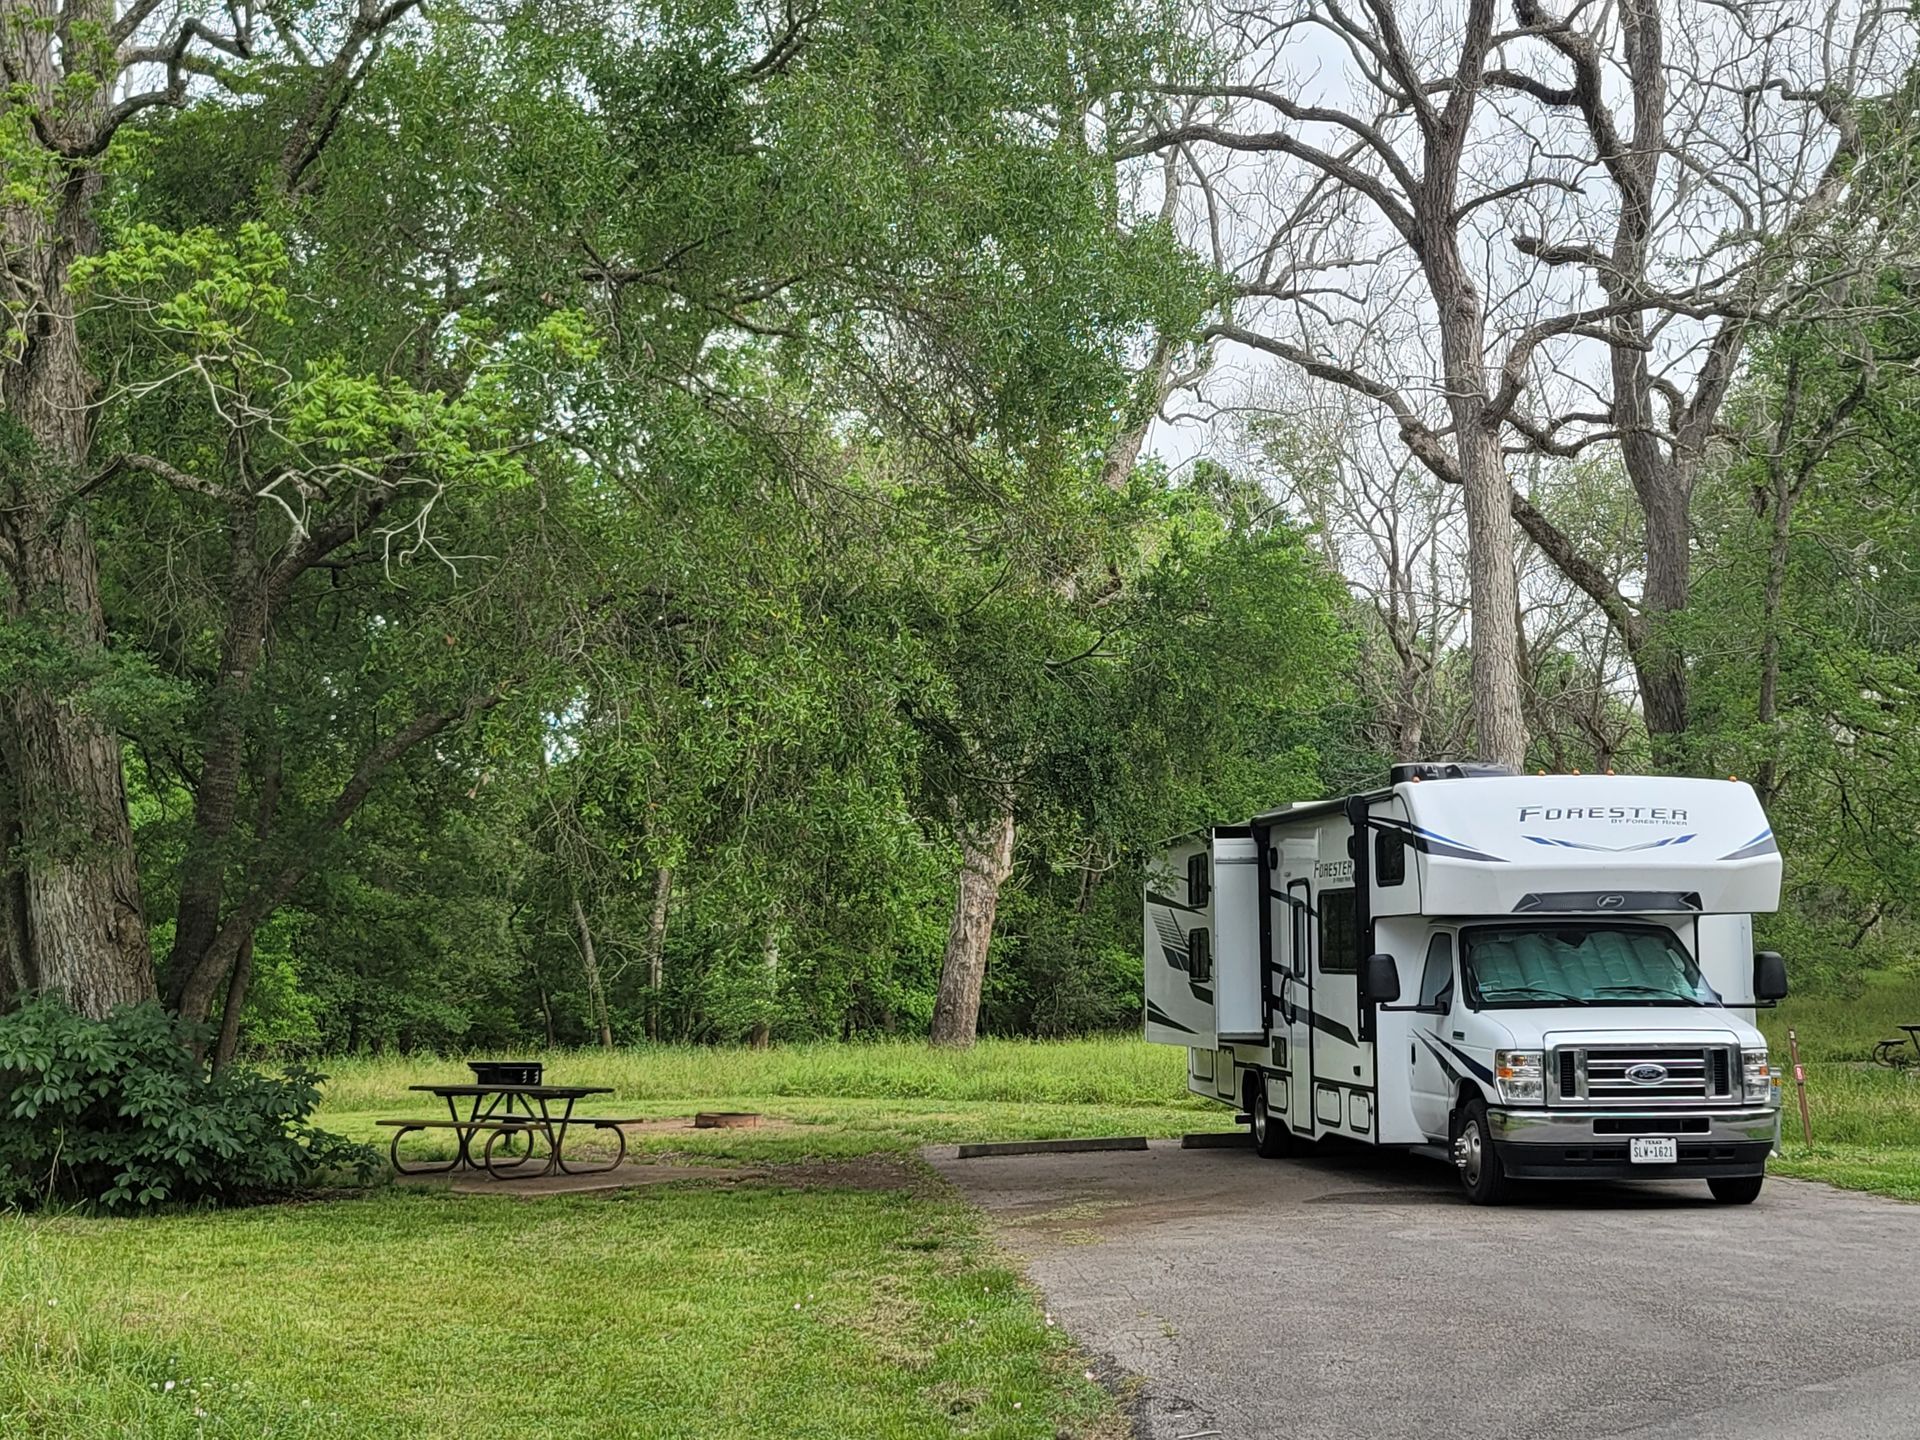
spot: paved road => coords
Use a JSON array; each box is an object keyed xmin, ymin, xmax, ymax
[{"xmin": 927, "ymin": 1140, "xmax": 1920, "ymax": 1440}]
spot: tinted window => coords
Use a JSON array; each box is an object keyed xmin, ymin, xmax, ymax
[
  {"xmin": 1418, "ymin": 933, "xmax": 1454, "ymax": 1008},
  {"xmin": 1375, "ymin": 830, "xmax": 1407, "ymax": 887},
  {"xmin": 1319, "ymin": 889, "xmax": 1357, "ymax": 974},
  {"xmin": 1188, "ymin": 928, "xmax": 1212, "ymax": 981},
  {"xmin": 1187, "ymin": 851, "xmax": 1210, "ymax": 906}
]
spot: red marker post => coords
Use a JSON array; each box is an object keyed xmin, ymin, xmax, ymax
[{"xmin": 1787, "ymin": 1027, "xmax": 1813, "ymax": 1146}]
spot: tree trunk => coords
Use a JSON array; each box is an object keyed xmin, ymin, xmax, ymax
[
  {"xmin": 0, "ymin": 27, "xmax": 155, "ymax": 1019},
  {"xmin": 1415, "ymin": 22, "xmax": 1527, "ymax": 774},
  {"xmin": 929, "ymin": 804, "xmax": 1016, "ymax": 1048},
  {"xmin": 1753, "ymin": 460, "xmax": 1799, "ymax": 807},
  {"xmin": 211, "ymin": 936, "xmax": 254, "ymax": 1071},
  {"xmin": 750, "ymin": 918, "xmax": 779, "ymax": 1049},
  {"xmin": 4, "ymin": 396, "xmax": 155, "ymax": 1016},
  {"xmin": 208, "ymin": 753, "xmax": 281, "ymax": 1068},
  {"xmin": 1425, "ymin": 221, "xmax": 1528, "ymax": 771},
  {"xmin": 643, "ymin": 865, "xmax": 672, "ymax": 1042},
  {"xmin": 1074, "ymin": 839, "xmax": 1103, "ymax": 916},
  {"xmin": 0, "ymin": 743, "xmax": 32, "ymax": 1006},
  {"xmin": 1633, "ymin": 474, "xmax": 1693, "ymax": 760},
  {"xmin": 170, "ymin": 698, "xmax": 491, "ymax": 1024},
  {"xmin": 167, "ymin": 513, "xmax": 270, "ymax": 999},
  {"xmin": 571, "ymin": 891, "xmax": 613, "ymax": 1050}
]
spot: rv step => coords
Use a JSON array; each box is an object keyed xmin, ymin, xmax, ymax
[
  {"xmin": 955, "ymin": 1136, "xmax": 1149, "ymax": 1159},
  {"xmin": 1234, "ymin": 1112, "xmax": 1251, "ymax": 1124}
]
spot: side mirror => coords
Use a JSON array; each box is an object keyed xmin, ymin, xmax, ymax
[
  {"xmin": 1753, "ymin": 950, "xmax": 1788, "ymax": 1002},
  {"xmin": 1362, "ymin": 952, "xmax": 1401, "ymax": 1007}
]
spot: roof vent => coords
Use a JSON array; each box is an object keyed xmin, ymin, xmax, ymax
[{"xmin": 1389, "ymin": 761, "xmax": 1518, "ymax": 785}]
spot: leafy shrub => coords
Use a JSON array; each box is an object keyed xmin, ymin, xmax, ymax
[{"xmin": 0, "ymin": 996, "xmax": 377, "ymax": 1211}]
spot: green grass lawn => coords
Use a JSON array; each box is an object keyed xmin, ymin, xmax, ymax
[
  {"xmin": 322, "ymin": 1037, "xmax": 1226, "ymax": 1167},
  {"xmin": 3, "ymin": 1037, "xmax": 1221, "ymax": 1440},
  {"xmin": 2, "ymin": 1182, "xmax": 1134, "ymax": 1440},
  {"xmin": 1756, "ymin": 975, "xmax": 1920, "ymax": 1201},
  {"xmin": 7, "ymin": 1001, "xmax": 1920, "ymax": 1440}
]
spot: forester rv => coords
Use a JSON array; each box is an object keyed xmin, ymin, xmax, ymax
[{"xmin": 1145, "ymin": 764, "xmax": 1788, "ymax": 1204}]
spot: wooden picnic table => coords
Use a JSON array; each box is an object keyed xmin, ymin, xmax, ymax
[{"xmin": 380, "ymin": 1083, "xmax": 635, "ymax": 1179}]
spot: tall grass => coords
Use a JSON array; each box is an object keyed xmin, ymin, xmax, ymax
[
  {"xmin": 1759, "ymin": 973, "xmax": 1920, "ymax": 1062},
  {"xmin": 317, "ymin": 1035, "xmax": 1196, "ymax": 1115}
]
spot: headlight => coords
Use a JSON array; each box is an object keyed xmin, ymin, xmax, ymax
[
  {"xmin": 1742, "ymin": 1049, "xmax": 1772, "ymax": 1104},
  {"xmin": 1495, "ymin": 1049, "xmax": 1544, "ymax": 1104}
]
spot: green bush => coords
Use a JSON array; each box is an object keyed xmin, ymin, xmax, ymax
[{"xmin": 0, "ymin": 996, "xmax": 377, "ymax": 1211}]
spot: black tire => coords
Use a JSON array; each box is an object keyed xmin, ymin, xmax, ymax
[
  {"xmin": 1250, "ymin": 1078, "xmax": 1290, "ymax": 1159},
  {"xmin": 1708, "ymin": 1173, "xmax": 1765, "ymax": 1205},
  {"xmin": 1452, "ymin": 1097, "xmax": 1511, "ymax": 1205}
]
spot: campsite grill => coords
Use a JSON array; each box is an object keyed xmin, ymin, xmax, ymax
[{"xmin": 469, "ymin": 1060, "xmax": 543, "ymax": 1086}]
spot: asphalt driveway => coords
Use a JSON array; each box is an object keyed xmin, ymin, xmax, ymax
[{"xmin": 927, "ymin": 1140, "xmax": 1920, "ymax": 1440}]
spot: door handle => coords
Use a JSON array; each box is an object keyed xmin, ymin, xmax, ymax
[
  {"xmin": 1410, "ymin": 1044, "xmax": 1416, "ymax": 1065},
  {"xmin": 1452, "ymin": 1031, "xmax": 1465, "ymax": 1040}
]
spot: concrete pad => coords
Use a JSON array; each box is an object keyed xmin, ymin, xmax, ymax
[
  {"xmin": 928, "ymin": 1139, "xmax": 1920, "ymax": 1440},
  {"xmin": 955, "ymin": 1136, "xmax": 1149, "ymax": 1159}
]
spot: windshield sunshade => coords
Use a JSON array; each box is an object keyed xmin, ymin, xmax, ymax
[{"xmin": 1464, "ymin": 925, "xmax": 1716, "ymax": 1007}]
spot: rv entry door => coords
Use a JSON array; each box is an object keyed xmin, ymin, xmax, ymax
[{"xmin": 1408, "ymin": 931, "xmax": 1457, "ymax": 1142}]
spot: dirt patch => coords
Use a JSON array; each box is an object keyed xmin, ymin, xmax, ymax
[
  {"xmin": 614, "ymin": 1114, "xmax": 803, "ymax": 1137},
  {"xmin": 747, "ymin": 1154, "xmax": 930, "ymax": 1194},
  {"xmin": 402, "ymin": 1151, "xmax": 931, "ymax": 1199},
  {"xmin": 447, "ymin": 1161, "xmax": 765, "ymax": 1197}
]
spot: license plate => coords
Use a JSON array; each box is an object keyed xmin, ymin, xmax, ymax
[{"xmin": 1630, "ymin": 1137, "xmax": 1677, "ymax": 1164}]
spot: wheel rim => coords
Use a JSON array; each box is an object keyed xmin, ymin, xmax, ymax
[
  {"xmin": 1253, "ymin": 1093, "xmax": 1268, "ymax": 1143},
  {"xmin": 1458, "ymin": 1116, "xmax": 1484, "ymax": 1187}
]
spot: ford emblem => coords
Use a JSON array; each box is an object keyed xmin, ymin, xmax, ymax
[{"xmin": 1625, "ymin": 1063, "xmax": 1669, "ymax": 1085}]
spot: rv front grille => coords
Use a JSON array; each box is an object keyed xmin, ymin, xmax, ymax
[
  {"xmin": 1548, "ymin": 1046, "xmax": 1740, "ymax": 1107},
  {"xmin": 1592, "ymin": 1115, "xmax": 1710, "ymax": 1135}
]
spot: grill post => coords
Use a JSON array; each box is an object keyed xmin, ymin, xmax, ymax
[{"xmin": 1787, "ymin": 1027, "xmax": 1813, "ymax": 1145}]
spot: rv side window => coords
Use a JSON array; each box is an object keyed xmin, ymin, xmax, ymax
[
  {"xmin": 1187, "ymin": 852, "xmax": 1210, "ymax": 907},
  {"xmin": 1319, "ymin": 889, "xmax": 1357, "ymax": 974},
  {"xmin": 1417, "ymin": 933, "xmax": 1454, "ymax": 1009},
  {"xmin": 1375, "ymin": 830, "xmax": 1406, "ymax": 886},
  {"xmin": 1188, "ymin": 928, "xmax": 1212, "ymax": 981}
]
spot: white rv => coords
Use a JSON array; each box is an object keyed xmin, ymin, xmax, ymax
[{"xmin": 1145, "ymin": 764, "xmax": 1788, "ymax": 1204}]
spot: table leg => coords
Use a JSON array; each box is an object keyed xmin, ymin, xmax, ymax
[
  {"xmin": 443, "ymin": 1092, "xmax": 475, "ymax": 1170},
  {"xmin": 553, "ymin": 1097, "xmax": 621, "ymax": 1175},
  {"xmin": 540, "ymin": 1096, "xmax": 586, "ymax": 1176}
]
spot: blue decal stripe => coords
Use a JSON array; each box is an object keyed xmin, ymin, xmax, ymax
[
  {"xmin": 1432, "ymin": 1034, "xmax": 1494, "ymax": 1085},
  {"xmin": 1409, "ymin": 824, "xmax": 1509, "ymax": 863},
  {"xmin": 1417, "ymin": 1032, "xmax": 1464, "ymax": 1086},
  {"xmin": 1717, "ymin": 829, "xmax": 1778, "ymax": 861},
  {"xmin": 1521, "ymin": 833, "xmax": 1696, "ymax": 853}
]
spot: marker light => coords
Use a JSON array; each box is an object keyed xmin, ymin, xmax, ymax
[{"xmin": 1495, "ymin": 1050, "xmax": 1545, "ymax": 1105}]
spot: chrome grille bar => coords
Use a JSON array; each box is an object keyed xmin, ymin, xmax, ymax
[{"xmin": 1548, "ymin": 1046, "xmax": 1741, "ymax": 1107}]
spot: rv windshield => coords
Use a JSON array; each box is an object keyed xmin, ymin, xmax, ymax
[{"xmin": 1462, "ymin": 924, "xmax": 1718, "ymax": 1009}]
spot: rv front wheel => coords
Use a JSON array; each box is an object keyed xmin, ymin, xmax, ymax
[
  {"xmin": 1707, "ymin": 1174, "xmax": 1764, "ymax": 1205},
  {"xmin": 1250, "ymin": 1081, "xmax": 1290, "ymax": 1159},
  {"xmin": 1452, "ymin": 1098, "xmax": 1510, "ymax": 1205}
]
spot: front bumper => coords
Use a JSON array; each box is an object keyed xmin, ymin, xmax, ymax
[{"xmin": 1488, "ymin": 1106, "xmax": 1776, "ymax": 1181}]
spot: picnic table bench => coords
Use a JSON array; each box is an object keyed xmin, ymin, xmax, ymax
[
  {"xmin": 380, "ymin": 1083, "xmax": 647, "ymax": 1179},
  {"xmin": 1872, "ymin": 1024, "xmax": 1920, "ymax": 1069}
]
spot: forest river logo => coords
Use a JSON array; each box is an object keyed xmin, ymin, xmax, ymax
[{"xmin": 1517, "ymin": 805, "xmax": 1688, "ymax": 827}]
